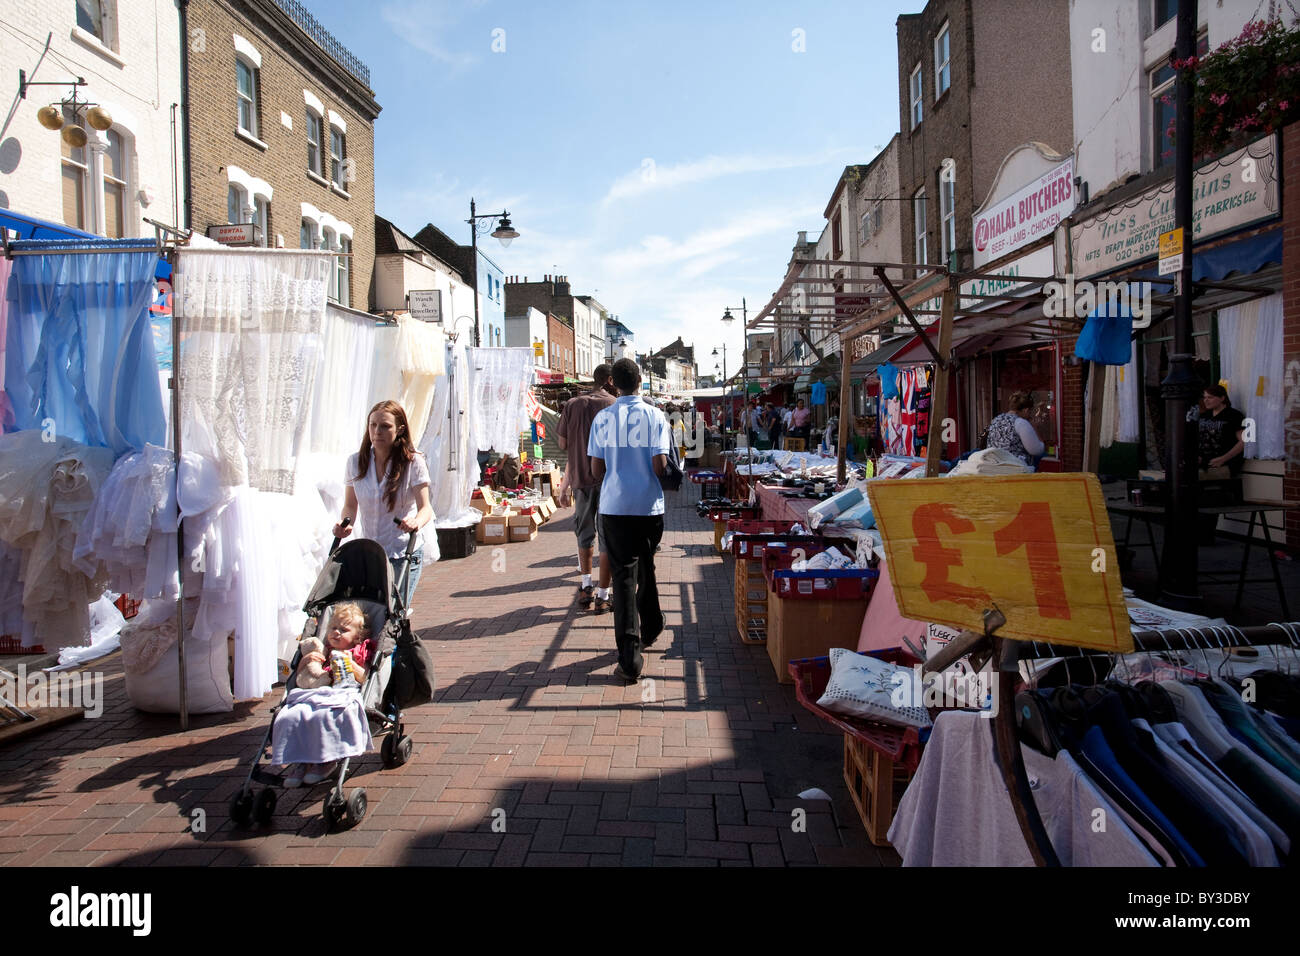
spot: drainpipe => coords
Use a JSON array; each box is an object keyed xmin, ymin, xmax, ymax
[{"xmin": 178, "ymin": 0, "xmax": 193, "ymax": 230}]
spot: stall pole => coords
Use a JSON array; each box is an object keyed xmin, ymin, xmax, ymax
[
  {"xmin": 836, "ymin": 343, "xmax": 852, "ymax": 484},
  {"xmin": 924, "ymin": 286, "xmax": 955, "ymax": 478},
  {"xmin": 169, "ymin": 248, "xmax": 188, "ymax": 730},
  {"xmin": 1159, "ymin": 0, "xmax": 1201, "ymax": 611},
  {"xmin": 1083, "ymin": 361, "xmax": 1106, "ymax": 474}
]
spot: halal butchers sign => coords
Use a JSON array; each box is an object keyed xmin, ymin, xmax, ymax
[
  {"xmin": 1072, "ymin": 134, "xmax": 1279, "ymax": 278},
  {"xmin": 972, "ymin": 156, "xmax": 1074, "ymax": 268},
  {"xmin": 867, "ymin": 474, "xmax": 1131, "ymax": 652}
]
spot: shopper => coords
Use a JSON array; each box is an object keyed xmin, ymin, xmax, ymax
[
  {"xmin": 791, "ymin": 398, "xmax": 811, "ymax": 440},
  {"xmin": 332, "ymin": 400, "xmax": 433, "ymax": 609},
  {"xmin": 557, "ymin": 364, "xmax": 617, "ymax": 611},
  {"xmin": 985, "ymin": 391, "xmax": 1046, "ymax": 468},
  {"xmin": 1189, "ymin": 383, "xmax": 1247, "ymax": 475},
  {"xmin": 588, "ymin": 358, "xmax": 670, "ymax": 683}
]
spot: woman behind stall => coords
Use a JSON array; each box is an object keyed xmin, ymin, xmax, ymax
[
  {"xmin": 985, "ymin": 391, "xmax": 1046, "ymax": 468},
  {"xmin": 1187, "ymin": 384, "xmax": 1246, "ymax": 476}
]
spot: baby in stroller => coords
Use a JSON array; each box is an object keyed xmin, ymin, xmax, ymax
[{"xmin": 272, "ymin": 602, "xmax": 374, "ymax": 788}]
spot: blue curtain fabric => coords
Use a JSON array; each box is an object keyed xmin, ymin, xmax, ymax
[
  {"xmin": 1075, "ymin": 301, "xmax": 1134, "ymax": 366},
  {"xmin": 4, "ymin": 242, "xmax": 165, "ymax": 455}
]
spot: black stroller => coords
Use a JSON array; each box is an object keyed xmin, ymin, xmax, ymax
[{"xmin": 229, "ymin": 527, "xmax": 428, "ymax": 831}]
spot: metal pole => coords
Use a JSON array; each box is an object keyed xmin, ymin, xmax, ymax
[
  {"xmin": 1159, "ymin": 0, "xmax": 1201, "ymax": 611},
  {"xmin": 469, "ymin": 198, "xmax": 481, "ymax": 348},
  {"xmin": 170, "ymin": 248, "xmax": 188, "ymax": 731}
]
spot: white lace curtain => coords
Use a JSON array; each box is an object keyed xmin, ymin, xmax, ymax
[
  {"xmin": 175, "ymin": 250, "xmax": 330, "ymax": 494},
  {"xmin": 421, "ymin": 341, "xmax": 480, "ymax": 527},
  {"xmin": 1217, "ymin": 293, "xmax": 1284, "ymax": 460},
  {"xmin": 469, "ymin": 347, "xmax": 535, "ymax": 454},
  {"xmin": 306, "ymin": 303, "xmax": 379, "ymax": 457}
]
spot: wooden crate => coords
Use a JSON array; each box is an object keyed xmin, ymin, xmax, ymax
[
  {"xmin": 733, "ymin": 556, "xmax": 768, "ymax": 644},
  {"xmin": 843, "ymin": 732, "xmax": 914, "ymax": 847},
  {"xmin": 766, "ymin": 590, "xmax": 869, "ymax": 684}
]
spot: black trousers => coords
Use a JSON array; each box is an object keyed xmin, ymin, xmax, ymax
[{"xmin": 598, "ymin": 514, "xmax": 665, "ymax": 676}]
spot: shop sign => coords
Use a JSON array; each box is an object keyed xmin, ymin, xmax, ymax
[
  {"xmin": 408, "ymin": 289, "xmax": 443, "ymax": 323},
  {"xmin": 1157, "ymin": 228, "xmax": 1183, "ymax": 276},
  {"xmin": 206, "ymin": 223, "xmax": 258, "ymax": 246},
  {"xmin": 973, "ymin": 156, "xmax": 1074, "ymax": 268},
  {"xmin": 867, "ymin": 474, "xmax": 1131, "ymax": 652},
  {"xmin": 1071, "ymin": 134, "xmax": 1279, "ymax": 278},
  {"xmin": 958, "ymin": 245, "xmax": 1055, "ymax": 314}
]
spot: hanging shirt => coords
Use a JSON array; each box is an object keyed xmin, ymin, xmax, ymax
[
  {"xmin": 877, "ymin": 363, "xmax": 900, "ymax": 400},
  {"xmin": 810, "ymin": 382, "xmax": 827, "ymax": 405}
]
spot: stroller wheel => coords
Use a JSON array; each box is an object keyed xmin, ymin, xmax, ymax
[
  {"xmin": 254, "ymin": 788, "xmax": 277, "ymax": 825},
  {"xmin": 229, "ymin": 790, "xmax": 254, "ymax": 826},
  {"xmin": 346, "ymin": 788, "xmax": 367, "ymax": 826},
  {"xmin": 323, "ymin": 792, "xmax": 347, "ymax": 831},
  {"xmin": 381, "ymin": 732, "xmax": 414, "ymax": 768}
]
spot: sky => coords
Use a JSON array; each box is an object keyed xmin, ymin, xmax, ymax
[{"xmin": 306, "ymin": 0, "xmax": 926, "ymax": 371}]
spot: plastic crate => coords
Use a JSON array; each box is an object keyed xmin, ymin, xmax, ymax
[
  {"xmin": 436, "ymin": 524, "xmax": 478, "ymax": 560},
  {"xmin": 114, "ymin": 594, "xmax": 141, "ymax": 620},
  {"xmin": 732, "ymin": 531, "xmax": 851, "ymax": 560},
  {"xmin": 0, "ymin": 636, "xmax": 44, "ymax": 654},
  {"xmin": 788, "ymin": 652, "xmax": 926, "ymax": 847},
  {"xmin": 760, "ymin": 543, "xmax": 863, "ymax": 588},
  {"xmin": 772, "ymin": 568, "xmax": 878, "ymax": 600}
]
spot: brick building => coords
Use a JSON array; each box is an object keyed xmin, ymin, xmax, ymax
[
  {"xmin": 547, "ymin": 312, "xmax": 575, "ymax": 378},
  {"xmin": 185, "ymin": 0, "xmax": 380, "ymax": 311}
]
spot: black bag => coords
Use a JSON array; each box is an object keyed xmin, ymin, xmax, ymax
[
  {"xmin": 385, "ymin": 625, "xmax": 435, "ymax": 709},
  {"xmin": 659, "ymin": 440, "xmax": 684, "ymax": 492}
]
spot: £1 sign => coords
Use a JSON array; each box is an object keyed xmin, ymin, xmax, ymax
[{"xmin": 867, "ymin": 474, "xmax": 1132, "ymax": 652}]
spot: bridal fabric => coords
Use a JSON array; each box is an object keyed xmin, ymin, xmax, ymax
[
  {"xmin": 421, "ymin": 341, "xmax": 481, "ymax": 529},
  {"xmin": 469, "ymin": 347, "xmax": 534, "ymax": 454}
]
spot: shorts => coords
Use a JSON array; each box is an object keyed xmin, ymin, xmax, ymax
[{"xmin": 574, "ymin": 486, "xmax": 602, "ymax": 550}]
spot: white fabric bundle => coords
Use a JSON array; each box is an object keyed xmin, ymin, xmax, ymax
[
  {"xmin": 945, "ymin": 447, "xmax": 1034, "ymax": 477},
  {"xmin": 306, "ymin": 303, "xmax": 380, "ymax": 457}
]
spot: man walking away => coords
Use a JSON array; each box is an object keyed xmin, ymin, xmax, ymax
[
  {"xmin": 558, "ymin": 364, "xmax": 617, "ymax": 611},
  {"xmin": 588, "ymin": 359, "xmax": 670, "ymax": 683}
]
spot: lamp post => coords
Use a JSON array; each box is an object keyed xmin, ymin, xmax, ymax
[
  {"xmin": 712, "ymin": 344, "xmax": 728, "ymax": 449},
  {"xmin": 466, "ymin": 197, "xmax": 519, "ymax": 347},
  {"xmin": 722, "ymin": 298, "xmax": 747, "ymax": 437}
]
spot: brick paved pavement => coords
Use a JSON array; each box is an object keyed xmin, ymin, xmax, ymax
[{"xmin": 0, "ymin": 489, "xmax": 896, "ymax": 866}]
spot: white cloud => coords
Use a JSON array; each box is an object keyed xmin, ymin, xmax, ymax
[
  {"xmin": 602, "ymin": 148, "xmax": 856, "ymax": 205},
  {"xmin": 380, "ymin": 1, "xmax": 478, "ymax": 69}
]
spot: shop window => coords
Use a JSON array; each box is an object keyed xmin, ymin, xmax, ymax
[
  {"xmin": 939, "ymin": 174, "xmax": 956, "ymax": 268},
  {"xmin": 322, "ymin": 227, "xmax": 337, "ymax": 299},
  {"xmin": 236, "ymin": 57, "xmax": 259, "ymax": 137},
  {"xmin": 832, "ymin": 210, "xmax": 843, "ymax": 259},
  {"xmin": 103, "ymin": 129, "xmax": 127, "ymax": 239},
  {"xmin": 1150, "ymin": 32, "xmax": 1207, "ymax": 169},
  {"xmin": 306, "ymin": 109, "xmax": 323, "ymax": 177},
  {"xmin": 60, "ymin": 107, "xmax": 88, "ymax": 231},
  {"xmin": 1154, "ymin": 0, "xmax": 1178, "ymax": 28},
  {"xmin": 934, "ymin": 22, "xmax": 950, "ymax": 99},
  {"xmin": 913, "ymin": 188, "xmax": 928, "ymax": 264},
  {"xmin": 910, "ymin": 64, "xmax": 923, "ymax": 129}
]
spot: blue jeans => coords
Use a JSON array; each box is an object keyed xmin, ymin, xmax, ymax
[{"xmin": 390, "ymin": 549, "xmax": 423, "ymax": 610}]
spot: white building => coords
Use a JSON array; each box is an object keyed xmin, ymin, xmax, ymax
[
  {"xmin": 570, "ymin": 296, "xmax": 593, "ymax": 378},
  {"xmin": 1, "ymin": 0, "xmax": 185, "ymax": 236},
  {"xmin": 374, "ymin": 216, "xmax": 476, "ymax": 331},
  {"xmin": 506, "ymin": 306, "xmax": 550, "ymax": 370}
]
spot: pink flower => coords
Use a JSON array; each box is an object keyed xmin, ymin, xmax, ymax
[{"xmin": 1210, "ymin": 92, "xmax": 1229, "ymax": 106}]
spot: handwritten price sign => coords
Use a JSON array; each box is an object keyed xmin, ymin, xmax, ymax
[{"xmin": 867, "ymin": 474, "xmax": 1131, "ymax": 652}]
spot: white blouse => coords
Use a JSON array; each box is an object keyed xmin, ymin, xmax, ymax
[{"xmin": 345, "ymin": 451, "xmax": 430, "ymax": 558}]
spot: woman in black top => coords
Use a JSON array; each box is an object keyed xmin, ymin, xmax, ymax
[{"xmin": 1190, "ymin": 384, "xmax": 1246, "ymax": 474}]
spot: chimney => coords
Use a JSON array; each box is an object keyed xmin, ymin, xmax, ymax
[
  {"xmin": 556, "ymin": 274, "xmax": 571, "ymax": 297},
  {"xmin": 798, "ymin": 230, "xmax": 807, "ymax": 244}
]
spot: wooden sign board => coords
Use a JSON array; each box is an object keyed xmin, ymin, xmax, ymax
[{"xmin": 867, "ymin": 474, "xmax": 1131, "ymax": 652}]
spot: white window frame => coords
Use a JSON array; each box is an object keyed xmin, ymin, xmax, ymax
[
  {"xmin": 103, "ymin": 128, "xmax": 127, "ymax": 239},
  {"xmin": 329, "ymin": 125, "xmax": 345, "ymax": 188},
  {"xmin": 910, "ymin": 63, "xmax": 923, "ymax": 129},
  {"xmin": 236, "ymin": 56, "xmax": 259, "ymax": 138},
  {"xmin": 939, "ymin": 174, "xmax": 956, "ymax": 266},
  {"xmin": 253, "ymin": 195, "xmax": 269, "ymax": 247},
  {"xmin": 934, "ymin": 22, "xmax": 950, "ymax": 100},
  {"xmin": 306, "ymin": 109, "xmax": 323, "ymax": 177},
  {"xmin": 74, "ymin": 0, "xmax": 118, "ymax": 52},
  {"xmin": 336, "ymin": 236, "xmax": 351, "ymax": 307},
  {"xmin": 913, "ymin": 188, "xmax": 928, "ymax": 265},
  {"xmin": 227, "ymin": 184, "xmax": 246, "ymax": 224}
]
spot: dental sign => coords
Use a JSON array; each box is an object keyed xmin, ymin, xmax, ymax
[{"xmin": 973, "ymin": 157, "xmax": 1074, "ymax": 268}]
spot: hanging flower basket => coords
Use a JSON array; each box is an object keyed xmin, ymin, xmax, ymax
[{"xmin": 1168, "ymin": 18, "xmax": 1300, "ymax": 158}]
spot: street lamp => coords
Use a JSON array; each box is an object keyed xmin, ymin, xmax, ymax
[
  {"xmin": 722, "ymin": 298, "xmax": 747, "ymax": 445},
  {"xmin": 466, "ymin": 198, "xmax": 520, "ymax": 347},
  {"xmin": 712, "ymin": 344, "xmax": 728, "ymax": 449}
]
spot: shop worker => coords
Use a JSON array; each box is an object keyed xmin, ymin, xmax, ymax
[
  {"xmin": 1188, "ymin": 383, "xmax": 1246, "ymax": 476},
  {"xmin": 587, "ymin": 358, "xmax": 670, "ymax": 684},
  {"xmin": 558, "ymin": 364, "xmax": 617, "ymax": 611},
  {"xmin": 986, "ymin": 391, "xmax": 1045, "ymax": 467}
]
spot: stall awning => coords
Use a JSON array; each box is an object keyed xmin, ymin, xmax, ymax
[
  {"xmin": 0, "ymin": 207, "xmax": 96, "ymax": 241},
  {"xmin": 1124, "ymin": 226, "xmax": 1281, "ymax": 284}
]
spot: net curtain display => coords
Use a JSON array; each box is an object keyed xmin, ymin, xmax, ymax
[
  {"xmin": 3, "ymin": 240, "xmax": 166, "ymax": 455},
  {"xmin": 1217, "ymin": 293, "xmax": 1284, "ymax": 461},
  {"xmin": 470, "ymin": 347, "xmax": 535, "ymax": 454}
]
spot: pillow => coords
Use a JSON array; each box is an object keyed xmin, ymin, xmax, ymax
[{"xmin": 815, "ymin": 647, "xmax": 932, "ymax": 729}]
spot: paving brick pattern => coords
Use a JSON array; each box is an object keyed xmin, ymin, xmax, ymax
[{"xmin": 0, "ymin": 489, "xmax": 895, "ymax": 866}]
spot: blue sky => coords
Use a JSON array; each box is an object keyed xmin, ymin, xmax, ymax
[{"xmin": 307, "ymin": 0, "xmax": 924, "ymax": 368}]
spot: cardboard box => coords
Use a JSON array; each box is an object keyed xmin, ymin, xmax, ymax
[
  {"xmin": 472, "ymin": 485, "xmax": 499, "ymax": 515},
  {"xmin": 531, "ymin": 469, "xmax": 562, "ymax": 498},
  {"xmin": 477, "ymin": 512, "xmax": 512, "ymax": 545},
  {"xmin": 508, "ymin": 512, "xmax": 542, "ymax": 542},
  {"xmin": 766, "ymin": 590, "xmax": 870, "ymax": 684},
  {"xmin": 537, "ymin": 498, "xmax": 555, "ymax": 520}
]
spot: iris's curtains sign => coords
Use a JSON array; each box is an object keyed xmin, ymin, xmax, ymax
[{"xmin": 1071, "ymin": 134, "xmax": 1279, "ymax": 279}]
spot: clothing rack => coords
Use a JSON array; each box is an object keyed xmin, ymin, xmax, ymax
[{"xmin": 925, "ymin": 617, "xmax": 1300, "ymax": 866}]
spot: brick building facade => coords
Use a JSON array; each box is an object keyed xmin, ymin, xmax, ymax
[
  {"xmin": 547, "ymin": 312, "xmax": 575, "ymax": 378},
  {"xmin": 185, "ymin": 0, "xmax": 380, "ymax": 310},
  {"xmin": 1283, "ymin": 121, "xmax": 1300, "ymax": 548}
]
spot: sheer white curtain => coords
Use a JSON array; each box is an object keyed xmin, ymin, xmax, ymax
[
  {"xmin": 422, "ymin": 342, "xmax": 480, "ymax": 527},
  {"xmin": 1218, "ymin": 294, "xmax": 1283, "ymax": 459},
  {"xmin": 469, "ymin": 347, "xmax": 536, "ymax": 453},
  {"xmin": 174, "ymin": 249, "xmax": 332, "ymax": 698},
  {"xmin": 307, "ymin": 303, "xmax": 378, "ymax": 456},
  {"xmin": 395, "ymin": 316, "xmax": 447, "ymax": 446}
]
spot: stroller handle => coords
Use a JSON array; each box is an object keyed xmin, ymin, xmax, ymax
[
  {"xmin": 393, "ymin": 517, "xmax": 418, "ymax": 555},
  {"xmin": 329, "ymin": 517, "xmax": 352, "ymax": 555}
]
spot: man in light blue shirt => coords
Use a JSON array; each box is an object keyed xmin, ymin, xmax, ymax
[{"xmin": 588, "ymin": 359, "xmax": 670, "ymax": 683}]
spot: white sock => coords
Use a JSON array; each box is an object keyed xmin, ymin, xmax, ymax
[
  {"xmin": 581, "ymin": 573, "xmax": 592, "ymax": 588},
  {"xmin": 597, "ymin": 587, "xmax": 609, "ymax": 600}
]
